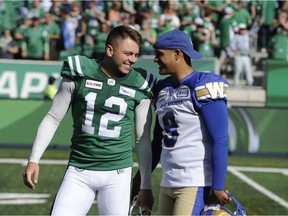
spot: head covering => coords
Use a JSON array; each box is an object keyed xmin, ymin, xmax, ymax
[
  {"xmin": 153, "ymin": 29, "xmax": 202, "ymax": 60},
  {"xmin": 224, "ymin": 7, "xmax": 233, "ymax": 15},
  {"xmin": 238, "ymin": 23, "xmax": 247, "ymax": 29},
  {"xmin": 194, "ymin": 17, "xmax": 204, "ymax": 26},
  {"xmin": 48, "ymin": 75, "xmax": 57, "ymax": 84}
]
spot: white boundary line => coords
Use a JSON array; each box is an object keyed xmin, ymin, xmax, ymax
[
  {"xmin": 0, "ymin": 158, "xmax": 68, "ymax": 166},
  {"xmin": 1, "ymin": 159, "xmax": 288, "ymax": 209},
  {"xmin": 228, "ymin": 166, "xmax": 288, "ymax": 210}
]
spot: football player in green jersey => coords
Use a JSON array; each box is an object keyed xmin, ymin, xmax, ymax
[{"xmin": 23, "ymin": 25, "xmax": 156, "ymax": 215}]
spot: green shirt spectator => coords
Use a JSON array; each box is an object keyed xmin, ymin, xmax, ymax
[
  {"xmin": 0, "ymin": 1, "xmax": 17, "ymax": 33},
  {"xmin": 43, "ymin": 12, "xmax": 61, "ymax": 60},
  {"xmin": 92, "ymin": 22, "xmax": 110, "ymax": 61},
  {"xmin": 24, "ymin": 17, "xmax": 49, "ymax": 60},
  {"xmin": 233, "ymin": 1, "xmax": 252, "ymax": 27},
  {"xmin": 14, "ymin": 18, "xmax": 31, "ymax": 59},
  {"xmin": 219, "ymin": 8, "xmax": 235, "ymax": 49},
  {"xmin": 205, "ymin": 0, "xmax": 226, "ymax": 28},
  {"xmin": 139, "ymin": 18, "xmax": 157, "ymax": 55}
]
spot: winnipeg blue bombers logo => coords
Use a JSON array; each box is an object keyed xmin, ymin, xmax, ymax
[{"xmin": 195, "ymin": 82, "xmax": 228, "ymax": 100}]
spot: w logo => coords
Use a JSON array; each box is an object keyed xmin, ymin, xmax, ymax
[
  {"xmin": 205, "ymin": 82, "xmax": 226, "ymax": 99},
  {"xmin": 195, "ymin": 82, "xmax": 228, "ymax": 100}
]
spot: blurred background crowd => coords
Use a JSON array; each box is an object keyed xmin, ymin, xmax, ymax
[{"xmin": 0, "ymin": 0, "xmax": 287, "ymax": 68}]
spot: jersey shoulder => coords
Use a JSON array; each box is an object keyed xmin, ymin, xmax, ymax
[
  {"xmin": 60, "ymin": 55, "xmax": 98, "ymax": 79},
  {"xmin": 153, "ymin": 76, "xmax": 173, "ymax": 95},
  {"xmin": 192, "ymin": 71, "xmax": 229, "ymax": 102},
  {"xmin": 129, "ymin": 67, "xmax": 157, "ymax": 98}
]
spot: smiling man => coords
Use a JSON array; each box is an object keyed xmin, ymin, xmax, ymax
[
  {"xmin": 23, "ymin": 25, "xmax": 156, "ymax": 215},
  {"xmin": 152, "ymin": 29, "xmax": 231, "ymax": 215}
]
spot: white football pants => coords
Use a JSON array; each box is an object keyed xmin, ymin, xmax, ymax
[{"xmin": 51, "ymin": 165, "xmax": 132, "ymax": 215}]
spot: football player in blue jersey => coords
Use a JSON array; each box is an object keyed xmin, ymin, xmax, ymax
[
  {"xmin": 23, "ymin": 25, "xmax": 155, "ymax": 215},
  {"xmin": 132, "ymin": 28, "xmax": 232, "ymax": 215},
  {"xmin": 152, "ymin": 29, "xmax": 231, "ymax": 215}
]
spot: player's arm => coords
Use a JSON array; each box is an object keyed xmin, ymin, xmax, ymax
[
  {"xmin": 131, "ymin": 117, "xmax": 163, "ymax": 201},
  {"xmin": 23, "ymin": 77, "xmax": 74, "ymax": 190},
  {"xmin": 134, "ymin": 98, "xmax": 154, "ymax": 213},
  {"xmin": 200, "ymin": 101, "xmax": 231, "ymax": 205}
]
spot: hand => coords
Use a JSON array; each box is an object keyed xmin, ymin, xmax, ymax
[
  {"xmin": 208, "ymin": 189, "xmax": 231, "ymax": 206},
  {"xmin": 23, "ymin": 162, "xmax": 39, "ymax": 190},
  {"xmin": 136, "ymin": 189, "xmax": 154, "ymax": 215},
  {"xmin": 131, "ymin": 171, "xmax": 141, "ymax": 203}
]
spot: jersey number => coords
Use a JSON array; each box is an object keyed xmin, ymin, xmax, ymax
[
  {"xmin": 82, "ymin": 92, "xmax": 127, "ymax": 138},
  {"xmin": 162, "ymin": 111, "xmax": 179, "ymax": 148}
]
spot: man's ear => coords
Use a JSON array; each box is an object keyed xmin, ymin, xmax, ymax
[
  {"xmin": 174, "ymin": 49, "xmax": 182, "ymax": 60},
  {"xmin": 106, "ymin": 44, "xmax": 113, "ymax": 57}
]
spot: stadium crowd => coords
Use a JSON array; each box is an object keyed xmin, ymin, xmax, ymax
[{"xmin": 0, "ymin": 0, "xmax": 287, "ymax": 66}]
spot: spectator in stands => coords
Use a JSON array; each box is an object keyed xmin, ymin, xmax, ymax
[
  {"xmin": 43, "ymin": 12, "xmax": 61, "ymax": 60},
  {"xmin": 107, "ymin": 0, "xmax": 122, "ymax": 28},
  {"xmin": 49, "ymin": 0, "xmax": 62, "ymax": 24},
  {"xmin": 257, "ymin": 1, "xmax": 279, "ymax": 53},
  {"xmin": 193, "ymin": 17, "xmax": 215, "ymax": 58},
  {"xmin": 180, "ymin": 2, "xmax": 197, "ymax": 29},
  {"xmin": 0, "ymin": 0, "xmax": 18, "ymax": 34},
  {"xmin": 14, "ymin": 17, "xmax": 31, "ymax": 59},
  {"xmin": 0, "ymin": 28, "xmax": 19, "ymax": 59},
  {"xmin": 59, "ymin": 7, "xmax": 77, "ymax": 50},
  {"xmin": 158, "ymin": 0, "xmax": 181, "ymax": 35},
  {"xmin": 121, "ymin": 0, "xmax": 137, "ymax": 16},
  {"xmin": 135, "ymin": 3, "xmax": 159, "ymax": 31},
  {"xmin": 232, "ymin": 1, "xmax": 252, "ymax": 28},
  {"xmin": 270, "ymin": 10, "xmax": 288, "ymax": 60},
  {"xmin": 135, "ymin": 0, "xmax": 161, "ymax": 28},
  {"xmin": 23, "ymin": 16, "xmax": 50, "ymax": 60},
  {"xmin": 26, "ymin": 0, "xmax": 46, "ymax": 24},
  {"xmin": 272, "ymin": 10, "xmax": 288, "ymax": 35},
  {"xmin": 230, "ymin": 23, "xmax": 254, "ymax": 86},
  {"xmin": 121, "ymin": 13, "xmax": 140, "ymax": 31},
  {"xmin": 92, "ymin": 21, "xmax": 110, "ymax": 61},
  {"xmin": 203, "ymin": 9, "xmax": 219, "ymax": 52},
  {"xmin": 280, "ymin": 1, "xmax": 288, "ymax": 12},
  {"xmin": 3, "ymin": 0, "xmax": 280, "ymax": 64},
  {"xmin": 139, "ymin": 18, "xmax": 157, "ymax": 56},
  {"xmin": 203, "ymin": 0, "xmax": 226, "ymax": 28},
  {"xmin": 84, "ymin": 0, "xmax": 107, "ymax": 28},
  {"xmin": 217, "ymin": 6, "xmax": 235, "ymax": 75},
  {"xmin": 70, "ymin": 2, "xmax": 87, "ymax": 50}
]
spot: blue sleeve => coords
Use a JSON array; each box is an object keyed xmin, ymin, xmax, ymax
[{"xmin": 200, "ymin": 101, "xmax": 228, "ymax": 190}]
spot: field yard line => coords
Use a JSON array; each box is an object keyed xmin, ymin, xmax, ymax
[
  {"xmin": 1, "ymin": 159, "xmax": 287, "ymax": 173},
  {"xmin": 0, "ymin": 158, "xmax": 68, "ymax": 166},
  {"xmin": 0, "ymin": 199, "xmax": 47, "ymax": 205},
  {"xmin": 228, "ymin": 167, "xmax": 288, "ymax": 209},
  {"xmin": 0, "ymin": 193, "xmax": 50, "ymax": 198},
  {"xmin": 0, "ymin": 193, "xmax": 50, "ymax": 205},
  {"xmin": 229, "ymin": 165, "xmax": 288, "ymax": 175}
]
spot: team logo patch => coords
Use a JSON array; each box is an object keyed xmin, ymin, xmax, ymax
[
  {"xmin": 119, "ymin": 86, "xmax": 136, "ymax": 98},
  {"xmin": 177, "ymin": 86, "xmax": 189, "ymax": 98},
  {"xmin": 107, "ymin": 79, "xmax": 116, "ymax": 86},
  {"xmin": 85, "ymin": 80, "xmax": 103, "ymax": 90},
  {"xmin": 195, "ymin": 82, "xmax": 227, "ymax": 100},
  {"xmin": 117, "ymin": 169, "xmax": 124, "ymax": 174}
]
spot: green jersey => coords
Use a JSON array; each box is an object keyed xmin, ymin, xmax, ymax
[{"xmin": 61, "ymin": 55, "xmax": 156, "ymax": 171}]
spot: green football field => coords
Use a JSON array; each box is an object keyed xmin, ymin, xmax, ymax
[
  {"xmin": 0, "ymin": 148, "xmax": 288, "ymax": 215},
  {"xmin": 1, "ymin": 99, "xmax": 288, "ymax": 215}
]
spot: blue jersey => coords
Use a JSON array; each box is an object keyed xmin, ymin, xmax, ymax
[{"xmin": 153, "ymin": 71, "xmax": 229, "ymax": 189}]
